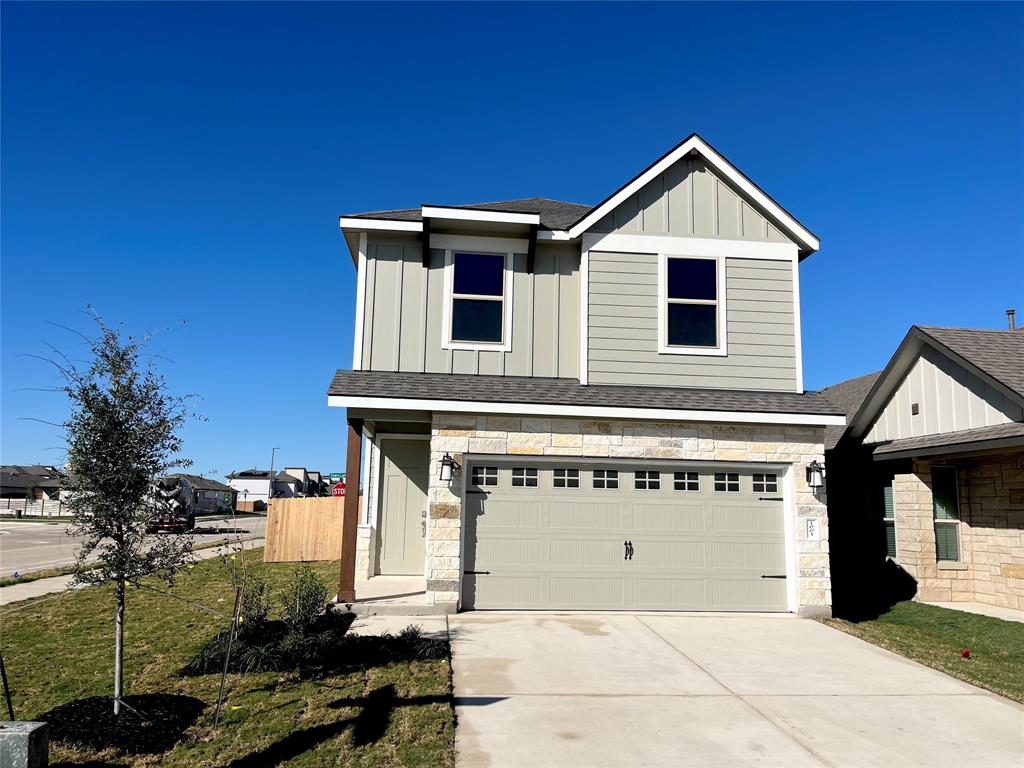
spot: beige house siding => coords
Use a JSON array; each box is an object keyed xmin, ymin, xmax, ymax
[
  {"xmin": 590, "ymin": 154, "xmax": 796, "ymax": 245},
  {"xmin": 362, "ymin": 236, "xmax": 579, "ymax": 379},
  {"xmin": 424, "ymin": 413, "xmax": 829, "ymax": 613},
  {"xmin": 588, "ymin": 253, "xmax": 797, "ymax": 390},
  {"xmin": 865, "ymin": 349, "xmax": 1022, "ymax": 443},
  {"xmin": 892, "ymin": 452, "xmax": 1024, "ymax": 610}
]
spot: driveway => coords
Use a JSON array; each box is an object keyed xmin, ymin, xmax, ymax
[{"xmin": 450, "ymin": 613, "xmax": 1024, "ymax": 767}]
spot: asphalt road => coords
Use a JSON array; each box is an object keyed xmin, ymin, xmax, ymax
[{"xmin": 0, "ymin": 514, "xmax": 266, "ymax": 576}]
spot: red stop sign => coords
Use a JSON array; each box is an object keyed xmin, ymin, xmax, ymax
[{"xmin": 332, "ymin": 482, "xmax": 346, "ymax": 497}]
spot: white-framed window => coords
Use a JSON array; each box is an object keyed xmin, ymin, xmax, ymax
[
  {"xmin": 593, "ymin": 469, "xmax": 619, "ymax": 489},
  {"xmin": 442, "ymin": 247, "xmax": 514, "ymax": 352},
  {"xmin": 752, "ymin": 473, "xmax": 778, "ymax": 493},
  {"xmin": 634, "ymin": 470, "xmax": 660, "ymax": 490},
  {"xmin": 511, "ymin": 467, "xmax": 538, "ymax": 488},
  {"xmin": 657, "ymin": 254, "xmax": 727, "ymax": 356},
  {"xmin": 714, "ymin": 472, "xmax": 739, "ymax": 492},
  {"xmin": 674, "ymin": 471, "xmax": 699, "ymax": 491},
  {"xmin": 471, "ymin": 466, "xmax": 498, "ymax": 487},
  {"xmin": 881, "ymin": 479, "xmax": 897, "ymax": 559},
  {"xmin": 553, "ymin": 468, "xmax": 580, "ymax": 489},
  {"xmin": 932, "ymin": 466, "xmax": 960, "ymax": 562}
]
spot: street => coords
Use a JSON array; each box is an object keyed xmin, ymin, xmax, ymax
[{"xmin": 0, "ymin": 514, "xmax": 266, "ymax": 576}]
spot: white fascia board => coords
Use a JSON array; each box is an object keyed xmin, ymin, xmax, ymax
[
  {"xmin": 352, "ymin": 232, "xmax": 368, "ymax": 369},
  {"xmin": 568, "ymin": 135, "xmax": 820, "ymax": 253},
  {"xmin": 537, "ymin": 230, "xmax": 574, "ymax": 241},
  {"xmin": 327, "ymin": 394, "xmax": 847, "ymax": 427},
  {"xmin": 582, "ymin": 232, "xmax": 798, "ymax": 261},
  {"xmin": 430, "ymin": 233, "xmax": 530, "ymax": 253},
  {"xmin": 339, "ymin": 217, "xmax": 423, "ymax": 233},
  {"xmin": 421, "ymin": 206, "xmax": 540, "ymax": 226}
]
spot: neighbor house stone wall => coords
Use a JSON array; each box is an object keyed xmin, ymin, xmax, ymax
[
  {"xmin": 424, "ymin": 413, "xmax": 830, "ymax": 613},
  {"xmin": 892, "ymin": 451, "xmax": 1024, "ymax": 610}
]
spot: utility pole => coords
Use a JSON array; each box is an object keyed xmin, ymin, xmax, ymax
[{"xmin": 268, "ymin": 446, "xmax": 280, "ymax": 505}]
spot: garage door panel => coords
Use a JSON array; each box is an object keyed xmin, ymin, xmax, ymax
[
  {"xmin": 631, "ymin": 539, "xmax": 705, "ymax": 569},
  {"xmin": 475, "ymin": 536, "xmax": 547, "ymax": 568},
  {"xmin": 711, "ymin": 505, "xmax": 783, "ymax": 534},
  {"xmin": 631, "ymin": 503, "xmax": 706, "ymax": 532},
  {"xmin": 474, "ymin": 499, "xmax": 542, "ymax": 529},
  {"xmin": 549, "ymin": 576, "xmax": 625, "ymax": 607},
  {"xmin": 464, "ymin": 574, "xmax": 544, "ymax": 610},
  {"xmin": 633, "ymin": 577, "xmax": 707, "ymax": 609},
  {"xmin": 708, "ymin": 541, "xmax": 786, "ymax": 570},
  {"xmin": 549, "ymin": 537, "xmax": 625, "ymax": 568},
  {"xmin": 711, "ymin": 578, "xmax": 787, "ymax": 611},
  {"xmin": 548, "ymin": 501, "xmax": 626, "ymax": 530}
]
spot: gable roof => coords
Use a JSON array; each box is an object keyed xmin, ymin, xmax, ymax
[
  {"xmin": 820, "ymin": 370, "xmax": 882, "ymax": 450},
  {"xmin": 343, "ymin": 197, "xmax": 591, "ymax": 232},
  {"xmin": 339, "ymin": 134, "xmax": 819, "ymax": 255},
  {"xmin": 167, "ymin": 473, "xmax": 233, "ymax": 493},
  {"xmin": 838, "ymin": 325, "xmax": 1024, "ymax": 443}
]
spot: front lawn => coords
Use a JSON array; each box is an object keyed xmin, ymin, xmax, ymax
[
  {"xmin": 823, "ymin": 600, "xmax": 1024, "ymax": 703},
  {"xmin": 0, "ymin": 548, "xmax": 456, "ymax": 766}
]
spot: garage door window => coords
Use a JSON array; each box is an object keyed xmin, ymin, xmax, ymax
[
  {"xmin": 553, "ymin": 468, "xmax": 580, "ymax": 489},
  {"xmin": 471, "ymin": 466, "xmax": 498, "ymax": 487},
  {"xmin": 714, "ymin": 472, "xmax": 740, "ymax": 492},
  {"xmin": 593, "ymin": 469, "xmax": 619, "ymax": 489},
  {"xmin": 634, "ymin": 470, "xmax": 661, "ymax": 490},
  {"xmin": 752, "ymin": 473, "xmax": 778, "ymax": 493},
  {"xmin": 511, "ymin": 467, "xmax": 538, "ymax": 488},
  {"xmin": 674, "ymin": 471, "xmax": 699, "ymax": 491}
]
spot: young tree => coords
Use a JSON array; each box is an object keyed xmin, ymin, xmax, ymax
[{"xmin": 60, "ymin": 313, "xmax": 195, "ymax": 715}]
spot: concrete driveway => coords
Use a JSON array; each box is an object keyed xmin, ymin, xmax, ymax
[{"xmin": 450, "ymin": 613, "xmax": 1024, "ymax": 768}]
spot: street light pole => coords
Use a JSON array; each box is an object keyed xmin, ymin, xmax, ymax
[{"xmin": 268, "ymin": 447, "xmax": 281, "ymax": 505}]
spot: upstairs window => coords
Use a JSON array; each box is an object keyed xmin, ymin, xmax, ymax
[
  {"xmin": 448, "ymin": 251, "xmax": 510, "ymax": 347},
  {"xmin": 659, "ymin": 255, "xmax": 726, "ymax": 355}
]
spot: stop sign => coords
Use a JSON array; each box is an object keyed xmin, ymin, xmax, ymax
[{"xmin": 332, "ymin": 482, "xmax": 346, "ymax": 497}]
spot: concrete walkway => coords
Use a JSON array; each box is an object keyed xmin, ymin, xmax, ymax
[
  {"xmin": 925, "ymin": 600, "xmax": 1024, "ymax": 624},
  {"xmin": 0, "ymin": 537, "xmax": 264, "ymax": 605},
  {"xmin": 450, "ymin": 613, "xmax": 1024, "ymax": 768}
]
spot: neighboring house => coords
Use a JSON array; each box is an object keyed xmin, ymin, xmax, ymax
[
  {"xmin": 0, "ymin": 465, "xmax": 66, "ymax": 500},
  {"xmin": 226, "ymin": 469, "xmax": 273, "ymax": 505},
  {"xmin": 823, "ymin": 325, "xmax": 1024, "ymax": 615},
  {"xmin": 167, "ymin": 473, "xmax": 236, "ymax": 513},
  {"xmin": 273, "ymin": 472, "xmax": 303, "ymax": 498},
  {"xmin": 329, "ymin": 133, "xmax": 845, "ymax": 615}
]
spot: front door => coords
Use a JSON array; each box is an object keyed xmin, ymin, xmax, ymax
[{"xmin": 378, "ymin": 439, "xmax": 429, "ymax": 575}]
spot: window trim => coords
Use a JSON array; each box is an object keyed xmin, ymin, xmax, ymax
[
  {"xmin": 673, "ymin": 471, "xmax": 700, "ymax": 492},
  {"xmin": 593, "ymin": 468, "xmax": 619, "ymax": 490},
  {"xmin": 657, "ymin": 253, "xmax": 728, "ymax": 356},
  {"xmin": 931, "ymin": 465, "xmax": 961, "ymax": 562},
  {"xmin": 881, "ymin": 478, "xmax": 897, "ymax": 560},
  {"xmin": 553, "ymin": 468, "xmax": 581, "ymax": 489},
  {"xmin": 441, "ymin": 246, "xmax": 515, "ymax": 352},
  {"xmin": 713, "ymin": 471, "xmax": 740, "ymax": 493},
  {"xmin": 752, "ymin": 472, "xmax": 778, "ymax": 494}
]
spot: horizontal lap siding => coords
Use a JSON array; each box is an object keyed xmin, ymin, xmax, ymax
[
  {"xmin": 364, "ymin": 237, "xmax": 579, "ymax": 378},
  {"xmin": 588, "ymin": 253, "xmax": 797, "ymax": 390}
]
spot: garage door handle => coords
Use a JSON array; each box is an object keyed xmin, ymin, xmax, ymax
[
  {"xmin": 758, "ymin": 496, "xmax": 784, "ymax": 501},
  {"xmin": 465, "ymin": 571, "xmax": 490, "ymax": 575},
  {"xmin": 624, "ymin": 540, "xmax": 634, "ymax": 561},
  {"xmin": 761, "ymin": 574, "xmax": 786, "ymax": 579}
]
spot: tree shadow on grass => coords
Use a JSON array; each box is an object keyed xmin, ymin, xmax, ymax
[
  {"xmin": 39, "ymin": 693, "xmax": 206, "ymax": 755},
  {"xmin": 226, "ymin": 684, "xmax": 452, "ymax": 767}
]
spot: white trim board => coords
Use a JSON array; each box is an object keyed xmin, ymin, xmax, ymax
[
  {"xmin": 430, "ymin": 233, "xmax": 529, "ymax": 253},
  {"xmin": 791, "ymin": 257, "xmax": 804, "ymax": 394},
  {"xmin": 582, "ymin": 232, "xmax": 798, "ymax": 261},
  {"xmin": 339, "ymin": 217, "xmax": 422, "ymax": 233},
  {"xmin": 568, "ymin": 135, "xmax": 820, "ymax": 254},
  {"xmin": 328, "ymin": 394, "xmax": 846, "ymax": 427},
  {"xmin": 578, "ymin": 249, "xmax": 590, "ymax": 385},
  {"xmin": 352, "ymin": 232, "xmax": 368, "ymax": 370},
  {"xmin": 422, "ymin": 206, "xmax": 539, "ymax": 226}
]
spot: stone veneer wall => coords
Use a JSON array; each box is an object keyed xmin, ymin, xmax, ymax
[
  {"xmin": 425, "ymin": 413, "xmax": 830, "ymax": 613},
  {"xmin": 894, "ymin": 452, "xmax": 1024, "ymax": 610}
]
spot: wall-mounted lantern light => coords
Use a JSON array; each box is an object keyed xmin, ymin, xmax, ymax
[
  {"xmin": 806, "ymin": 459, "xmax": 825, "ymax": 490},
  {"xmin": 439, "ymin": 452, "xmax": 461, "ymax": 484}
]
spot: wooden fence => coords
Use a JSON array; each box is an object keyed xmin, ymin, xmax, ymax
[{"xmin": 263, "ymin": 497, "xmax": 345, "ymax": 563}]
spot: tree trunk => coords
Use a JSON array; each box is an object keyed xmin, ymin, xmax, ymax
[{"xmin": 113, "ymin": 578, "xmax": 125, "ymax": 715}]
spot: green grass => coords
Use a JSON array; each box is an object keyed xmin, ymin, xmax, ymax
[
  {"xmin": 0, "ymin": 549, "xmax": 456, "ymax": 766},
  {"xmin": 823, "ymin": 601, "xmax": 1024, "ymax": 703}
]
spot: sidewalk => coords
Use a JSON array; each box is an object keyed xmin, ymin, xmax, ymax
[
  {"xmin": 924, "ymin": 600, "xmax": 1024, "ymax": 624},
  {"xmin": 0, "ymin": 537, "xmax": 264, "ymax": 606}
]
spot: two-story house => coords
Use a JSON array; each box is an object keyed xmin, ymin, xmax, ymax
[{"xmin": 329, "ymin": 134, "xmax": 845, "ymax": 616}]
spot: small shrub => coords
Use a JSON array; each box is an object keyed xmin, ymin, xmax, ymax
[
  {"xmin": 240, "ymin": 576, "xmax": 271, "ymax": 633},
  {"xmin": 239, "ymin": 642, "xmax": 280, "ymax": 673},
  {"xmin": 279, "ymin": 565, "xmax": 329, "ymax": 634},
  {"xmin": 398, "ymin": 624, "xmax": 423, "ymax": 642}
]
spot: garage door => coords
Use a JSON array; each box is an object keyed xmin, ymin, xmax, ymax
[{"xmin": 462, "ymin": 460, "xmax": 788, "ymax": 611}]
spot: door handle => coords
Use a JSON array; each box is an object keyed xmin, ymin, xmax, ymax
[
  {"xmin": 626, "ymin": 541, "xmax": 634, "ymax": 561},
  {"xmin": 760, "ymin": 574, "xmax": 786, "ymax": 579}
]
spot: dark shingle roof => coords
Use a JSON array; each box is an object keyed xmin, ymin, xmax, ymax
[
  {"xmin": 274, "ymin": 472, "xmax": 301, "ymax": 484},
  {"xmin": 226, "ymin": 469, "xmax": 271, "ymax": 480},
  {"xmin": 917, "ymin": 326, "xmax": 1024, "ymax": 399},
  {"xmin": 328, "ymin": 370, "xmax": 842, "ymax": 418},
  {"xmin": 344, "ymin": 198, "xmax": 592, "ymax": 232},
  {"xmin": 872, "ymin": 421, "xmax": 1024, "ymax": 456},
  {"xmin": 168, "ymin": 473, "xmax": 233, "ymax": 492},
  {"xmin": 819, "ymin": 371, "xmax": 882, "ymax": 450}
]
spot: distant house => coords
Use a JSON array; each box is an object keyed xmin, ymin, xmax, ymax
[
  {"xmin": 167, "ymin": 473, "xmax": 236, "ymax": 513},
  {"xmin": 0, "ymin": 465, "xmax": 66, "ymax": 500},
  {"xmin": 226, "ymin": 469, "xmax": 273, "ymax": 506},
  {"xmin": 823, "ymin": 324, "xmax": 1024, "ymax": 615},
  {"xmin": 273, "ymin": 472, "xmax": 303, "ymax": 498}
]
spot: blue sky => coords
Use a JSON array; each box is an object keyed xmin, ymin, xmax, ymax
[{"xmin": 3, "ymin": 2, "xmax": 1022, "ymax": 477}]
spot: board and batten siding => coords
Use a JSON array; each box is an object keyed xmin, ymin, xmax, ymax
[
  {"xmin": 588, "ymin": 252, "xmax": 797, "ymax": 390},
  {"xmin": 864, "ymin": 348, "xmax": 1023, "ymax": 444},
  {"xmin": 361, "ymin": 237, "xmax": 579, "ymax": 378},
  {"xmin": 591, "ymin": 155, "xmax": 795, "ymax": 245}
]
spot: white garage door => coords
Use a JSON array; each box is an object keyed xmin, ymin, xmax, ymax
[{"xmin": 462, "ymin": 460, "xmax": 789, "ymax": 611}]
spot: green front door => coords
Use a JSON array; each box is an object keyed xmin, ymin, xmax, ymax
[{"xmin": 378, "ymin": 440, "xmax": 429, "ymax": 575}]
